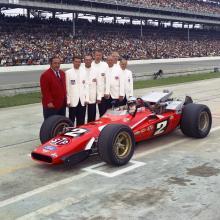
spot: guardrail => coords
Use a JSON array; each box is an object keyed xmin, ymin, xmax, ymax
[
  {"xmin": 1, "ymin": 56, "xmax": 220, "ymax": 74},
  {"xmin": 0, "ymin": 67, "xmax": 218, "ymax": 96}
]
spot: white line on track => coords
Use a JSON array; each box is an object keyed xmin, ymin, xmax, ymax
[
  {"xmin": 0, "ymin": 172, "xmax": 89, "ymax": 209},
  {"xmin": 15, "ymin": 197, "xmax": 80, "ymax": 220},
  {"xmin": 82, "ymin": 160, "xmax": 146, "ymax": 177},
  {"xmin": 1, "ymin": 125, "xmax": 220, "ymax": 210}
]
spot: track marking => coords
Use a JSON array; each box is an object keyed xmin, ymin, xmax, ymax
[
  {"xmin": 82, "ymin": 160, "xmax": 146, "ymax": 177},
  {"xmin": 213, "ymin": 115, "xmax": 220, "ymax": 118},
  {"xmin": 0, "ymin": 172, "xmax": 90, "ymax": 209},
  {"xmin": 15, "ymin": 197, "xmax": 80, "ymax": 220}
]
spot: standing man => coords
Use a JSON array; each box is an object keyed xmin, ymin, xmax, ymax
[
  {"xmin": 92, "ymin": 49, "xmax": 109, "ymax": 117},
  {"xmin": 66, "ymin": 56, "xmax": 89, "ymax": 126},
  {"xmin": 111, "ymin": 51, "xmax": 120, "ymax": 67},
  {"xmin": 106, "ymin": 55, "xmax": 124, "ymax": 108},
  {"xmin": 40, "ymin": 56, "xmax": 66, "ymax": 120},
  {"xmin": 120, "ymin": 59, "xmax": 134, "ymax": 105},
  {"xmin": 84, "ymin": 54, "xmax": 97, "ymax": 122}
]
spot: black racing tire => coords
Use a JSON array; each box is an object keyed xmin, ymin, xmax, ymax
[
  {"xmin": 40, "ymin": 115, "xmax": 74, "ymax": 144},
  {"xmin": 98, "ymin": 124, "xmax": 135, "ymax": 166},
  {"xmin": 180, "ymin": 103, "xmax": 212, "ymax": 138}
]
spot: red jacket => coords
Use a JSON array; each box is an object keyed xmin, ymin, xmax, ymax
[{"xmin": 40, "ymin": 68, "xmax": 66, "ymax": 110}]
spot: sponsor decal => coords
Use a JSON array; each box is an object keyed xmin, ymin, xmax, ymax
[
  {"xmin": 147, "ymin": 125, "xmax": 154, "ymax": 131},
  {"xmin": 43, "ymin": 146, "xmax": 57, "ymax": 151},
  {"xmin": 51, "ymin": 153, "xmax": 58, "ymax": 158},
  {"xmin": 141, "ymin": 128, "xmax": 147, "ymax": 133},
  {"xmin": 71, "ymin": 80, "xmax": 75, "ymax": 85},
  {"xmin": 50, "ymin": 137, "xmax": 71, "ymax": 145},
  {"xmin": 134, "ymin": 131, "xmax": 141, "ymax": 136},
  {"xmin": 123, "ymin": 118, "xmax": 130, "ymax": 122},
  {"xmin": 170, "ymin": 115, "xmax": 174, "ymax": 120}
]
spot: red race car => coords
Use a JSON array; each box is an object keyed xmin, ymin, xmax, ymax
[{"xmin": 31, "ymin": 90, "xmax": 212, "ymax": 166}]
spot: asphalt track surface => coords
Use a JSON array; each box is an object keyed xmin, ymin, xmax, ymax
[
  {"xmin": 0, "ymin": 59, "xmax": 220, "ymax": 85},
  {"xmin": 1, "ymin": 79, "xmax": 220, "ymax": 220}
]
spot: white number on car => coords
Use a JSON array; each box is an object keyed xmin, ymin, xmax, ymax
[
  {"xmin": 64, "ymin": 128, "xmax": 88, "ymax": 137},
  {"xmin": 154, "ymin": 120, "xmax": 168, "ymax": 135}
]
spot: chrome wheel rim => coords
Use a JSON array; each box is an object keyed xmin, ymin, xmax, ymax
[
  {"xmin": 113, "ymin": 131, "xmax": 132, "ymax": 159},
  {"xmin": 198, "ymin": 111, "xmax": 209, "ymax": 132},
  {"xmin": 53, "ymin": 122, "xmax": 69, "ymax": 136}
]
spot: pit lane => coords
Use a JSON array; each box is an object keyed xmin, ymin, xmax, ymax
[{"xmin": 1, "ymin": 78, "xmax": 220, "ymax": 220}]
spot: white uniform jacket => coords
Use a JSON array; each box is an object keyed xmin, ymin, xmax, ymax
[
  {"xmin": 123, "ymin": 69, "xmax": 133, "ymax": 98},
  {"xmin": 107, "ymin": 65, "xmax": 124, "ymax": 99},
  {"xmin": 84, "ymin": 66, "xmax": 98, "ymax": 104},
  {"xmin": 92, "ymin": 61, "xmax": 108, "ymax": 101},
  {"xmin": 65, "ymin": 67, "xmax": 89, "ymax": 107}
]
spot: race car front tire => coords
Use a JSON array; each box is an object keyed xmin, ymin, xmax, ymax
[
  {"xmin": 180, "ymin": 103, "xmax": 212, "ymax": 138},
  {"xmin": 98, "ymin": 124, "xmax": 135, "ymax": 166},
  {"xmin": 40, "ymin": 115, "xmax": 74, "ymax": 144}
]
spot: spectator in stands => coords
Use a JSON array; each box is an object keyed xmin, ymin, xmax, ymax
[{"xmin": 40, "ymin": 57, "xmax": 66, "ymax": 120}]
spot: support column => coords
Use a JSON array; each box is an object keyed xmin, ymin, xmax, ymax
[
  {"xmin": 170, "ymin": 21, "xmax": 173, "ymax": 28},
  {"xmin": 182, "ymin": 22, "xmax": 185, "ymax": 29},
  {"xmin": 140, "ymin": 19, "xmax": 143, "ymax": 38},
  {"xmin": 52, "ymin": 11, "xmax": 56, "ymax": 19},
  {"xmin": 27, "ymin": 8, "xmax": 30, "ymax": 19},
  {"xmin": 113, "ymin": 15, "xmax": 116, "ymax": 24},
  {"xmin": 72, "ymin": 12, "xmax": 76, "ymax": 37}
]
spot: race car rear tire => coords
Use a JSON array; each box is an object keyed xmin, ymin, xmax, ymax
[
  {"xmin": 180, "ymin": 103, "xmax": 212, "ymax": 138},
  {"xmin": 40, "ymin": 115, "xmax": 74, "ymax": 144},
  {"xmin": 98, "ymin": 124, "xmax": 135, "ymax": 166}
]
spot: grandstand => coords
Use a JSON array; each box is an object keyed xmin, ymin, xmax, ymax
[{"xmin": 1, "ymin": 0, "xmax": 220, "ymax": 66}]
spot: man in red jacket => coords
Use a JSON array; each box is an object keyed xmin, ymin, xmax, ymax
[{"xmin": 40, "ymin": 57, "xmax": 66, "ymax": 120}]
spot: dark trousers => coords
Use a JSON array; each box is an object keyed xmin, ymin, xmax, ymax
[
  {"xmin": 87, "ymin": 103, "xmax": 96, "ymax": 123},
  {"xmin": 69, "ymin": 101, "xmax": 86, "ymax": 126},
  {"xmin": 98, "ymin": 97, "xmax": 108, "ymax": 117},
  {"xmin": 121, "ymin": 96, "xmax": 128, "ymax": 106},
  {"xmin": 43, "ymin": 106, "xmax": 66, "ymax": 120}
]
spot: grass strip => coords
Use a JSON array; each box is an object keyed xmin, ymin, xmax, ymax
[{"xmin": 0, "ymin": 71, "xmax": 220, "ymax": 108}]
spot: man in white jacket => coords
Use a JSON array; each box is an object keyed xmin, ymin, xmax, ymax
[
  {"xmin": 84, "ymin": 54, "xmax": 97, "ymax": 122},
  {"xmin": 66, "ymin": 56, "xmax": 89, "ymax": 126},
  {"xmin": 106, "ymin": 55, "xmax": 124, "ymax": 108},
  {"xmin": 120, "ymin": 59, "xmax": 134, "ymax": 105},
  {"xmin": 92, "ymin": 49, "xmax": 109, "ymax": 117}
]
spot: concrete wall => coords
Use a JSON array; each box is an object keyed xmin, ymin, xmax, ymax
[{"xmin": 1, "ymin": 56, "xmax": 220, "ymax": 74}]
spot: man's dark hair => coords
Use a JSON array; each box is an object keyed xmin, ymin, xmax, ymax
[
  {"xmin": 72, "ymin": 55, "xmax": 82, "ymax": 61},
  {"xmin": 94, "ymin": 49, "xmax": 103, "ymax": 54},
  {"xmin": 49, "ymin": 56, "xmax": 60, "ymax": 64}
]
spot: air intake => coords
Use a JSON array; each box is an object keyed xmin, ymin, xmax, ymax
[{"xmin": 31, "ymin": 153, "xmax": 52, "ymax": 163}]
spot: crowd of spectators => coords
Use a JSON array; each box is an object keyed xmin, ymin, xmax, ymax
[
  {"xmin": 109, "ymin": 0, "xmax": 220, "ymax": 15},
  {"xmin": 1, "ymin": 14, "xmax": 220, "ymax": 66},
  {"xmin": 27, "ymin": 0, "xmax": 220, "ymax": 15}
]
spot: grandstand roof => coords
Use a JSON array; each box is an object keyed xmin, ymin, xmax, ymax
[{"xmin": 1, "ymin": 0, "xmax": 220, "ymax": 25}]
